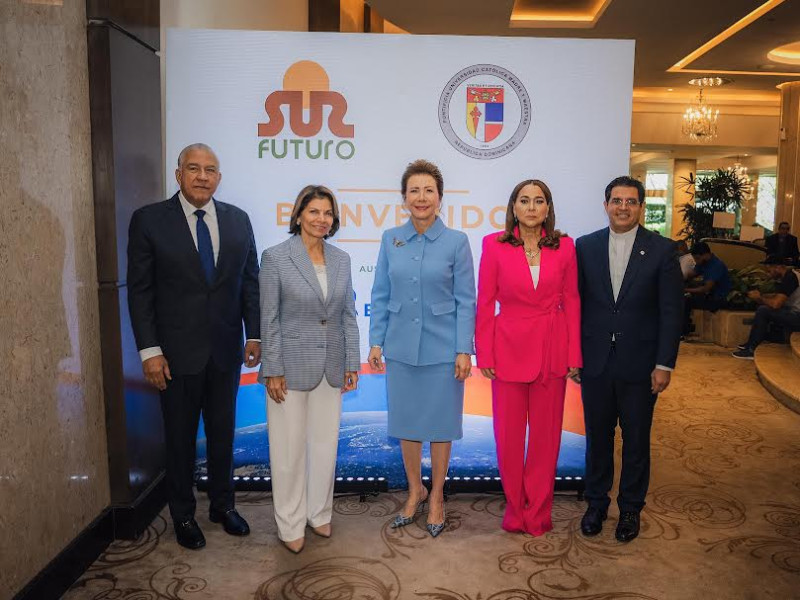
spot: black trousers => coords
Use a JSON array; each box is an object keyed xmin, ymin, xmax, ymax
[
  {"xmin": 746, "ymin": 305, "xmax": 800, "ymax": 348},
  {"xmin": 160, "ymin": 358, "xmax": 240, "ymax": 522},
  {"xmin": 581, "ymin": 351, "xmax": 657, "ymax": 513},
  {"xmin": 683, "ymin": 294, "xmax": 726, "ymax": 335}
]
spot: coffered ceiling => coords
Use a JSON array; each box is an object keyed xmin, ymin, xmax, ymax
[{"xmin": 368, "ymin": 0, "xmax": 800, "ymax": 93}]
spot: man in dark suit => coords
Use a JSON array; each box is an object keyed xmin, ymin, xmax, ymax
[
  {"xmin": 576, "ymin": 176, "xmax": 683, "ymax": 542},
  {"xmin": 765, "ymin": 221, "xmax": 799, "ymax": 265},
  {"xmin": 128, "ymin": 143, "xmax": 260, "ymax": 549}
]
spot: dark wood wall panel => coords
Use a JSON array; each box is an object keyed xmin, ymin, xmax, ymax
[
  {"xmin": 87, "ymin": 3, "xmax": 164, "ymax": 512},
  {"xmin": 87, "ymin": 0, "xmax": 160, "ymax": 50}
]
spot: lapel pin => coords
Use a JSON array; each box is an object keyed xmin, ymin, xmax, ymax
[
  {"xmin": 640, "ymin": 250, "xmax": 646, "ymax": 255},
  {"xmin": 392, "ymin": 237, "xmax": 406, "ymax": 247}
]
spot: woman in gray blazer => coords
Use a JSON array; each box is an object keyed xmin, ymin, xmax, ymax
[{"xmin": 259, "ymin": 185, "xmax": 360, "ymax": 553}]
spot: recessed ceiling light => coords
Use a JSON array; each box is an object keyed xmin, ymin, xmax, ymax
[
  {"xmin": 768, "ymin": 41, "xmax": 800, "ymax": 65},
  {"xmin": 668, "ymin": 88, "xmax": 674, "ymax": 91}
]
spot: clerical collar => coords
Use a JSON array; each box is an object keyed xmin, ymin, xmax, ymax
[{"xmin": 609, "ymin": 224, "xmax": 639, "ymax": 241}]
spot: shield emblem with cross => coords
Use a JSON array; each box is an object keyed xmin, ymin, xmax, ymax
[{"xmin": 466, "ymin": 86, "xmax": 504, "ymax": 142}]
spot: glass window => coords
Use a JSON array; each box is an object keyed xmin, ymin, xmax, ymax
[
  {"xmin": 756, "ymin": 175, "xmax": 776, "ymax": 231},
  {"xmin": 644, "ymin": 172, "xmax": 668, "ymax": 236}
]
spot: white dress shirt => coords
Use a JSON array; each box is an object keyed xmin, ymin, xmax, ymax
[
  {"xmin": 179, "ymin": 192, "xmax": 220, "ymax": 265},
  {"xmin": 607, "ymin": 225, "xmax": 671, "ymax": 372},
  {"xmin": 609, "ymin": 225, "xmax": 638, "ymax": 301},
  {"xmin": 139, "ymin": 193, "xmax": 258, "ymax": 363}
]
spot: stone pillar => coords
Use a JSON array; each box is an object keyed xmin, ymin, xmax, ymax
[
  {"xmin": 671, "ymin": 158, "xmax": 697, "ymax": 240},
  {"xmin": 776, "ymin": 82, "xmax": 800, "ymax": 233}
]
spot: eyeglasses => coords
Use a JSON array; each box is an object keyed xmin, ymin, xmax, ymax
[{"xmin": 608, "ymin": 198, "xmax": 641, "ymax": 207}]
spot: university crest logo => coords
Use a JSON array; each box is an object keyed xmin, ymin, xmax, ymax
[{"xmin": 439, "ymin": 65, "xmax": 531, "ymax": 160}]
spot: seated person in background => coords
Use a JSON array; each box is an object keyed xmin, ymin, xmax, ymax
[
  {"xmin": 765, "ymin": 221, "xmax": 799, "ymax": 266},
  {"xmin": 676, "ymin": 239, "xmax": 696, "ymax": 281},
  {"xmin": 683, "ymin": 242, "xmax": 731, "ymax": 335},
  {"xmin": 732, "ymin": 255, "xmax": 800, "ymax": 359}
]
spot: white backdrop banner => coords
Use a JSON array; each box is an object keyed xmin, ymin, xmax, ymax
[{"xmin": 169, "ymin": 29, "xmax": 634, "ymax": 483}]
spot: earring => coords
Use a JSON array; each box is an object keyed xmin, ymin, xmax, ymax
[{"xmin": 513, "ymin": 214, "xmax": 518, "ymax": 223}]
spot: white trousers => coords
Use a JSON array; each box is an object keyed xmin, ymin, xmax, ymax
[{"xmin": 267, "ymin": 379, "xmax": 342, "ymax": 541}]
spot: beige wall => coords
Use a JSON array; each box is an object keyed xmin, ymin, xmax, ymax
[{"xmin": 0, "ymin": 2, "xmax": 110, "ymax": 598}]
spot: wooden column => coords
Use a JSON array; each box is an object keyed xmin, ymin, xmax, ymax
[{"xmin": 776, "ymin": 82, "xmax": 800, "ymax": 232}]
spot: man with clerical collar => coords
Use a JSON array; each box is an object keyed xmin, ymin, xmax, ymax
[{"xmin": 576, "ymin": 176, "xmax": 683, "ymax": 543}]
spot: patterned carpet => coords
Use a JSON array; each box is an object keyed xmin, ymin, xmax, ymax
[{"xmin": 64, "ymin": 344, "xmax": 800, "ymax": 600}]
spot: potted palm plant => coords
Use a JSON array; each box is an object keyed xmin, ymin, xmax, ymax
[{"xmin": 677, "ymin": 169, "xmax": 749, "ymax": 246}]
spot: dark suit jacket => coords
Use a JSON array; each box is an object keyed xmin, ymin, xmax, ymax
[
  {"xmin": 765, "ymin": 233, "xmax": 799, "ymax": 263},
  {"xmin": 127, "ymin": 194, "xmax": 260, "ymax": 375},
  {"xmin": 576, "ymin": 227, "xmax": 683, "ymax": 381}
]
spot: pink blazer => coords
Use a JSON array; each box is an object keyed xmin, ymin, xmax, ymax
[{"xmin": 476, "ymin": 231, "xmax": 582, "ymax": 382}]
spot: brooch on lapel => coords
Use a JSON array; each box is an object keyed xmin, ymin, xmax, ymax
[
  {"xmin": 639, "ymin": 250, "xmax": 646, "ymax": 255},
  {"xmin": 392, "ymin": 237, "xmax": 406, "ymax": 247}
]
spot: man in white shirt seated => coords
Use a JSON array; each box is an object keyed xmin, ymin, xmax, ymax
[{"xmin": 676, "ymin": 239, "xmax": 696, "ymax": 281}]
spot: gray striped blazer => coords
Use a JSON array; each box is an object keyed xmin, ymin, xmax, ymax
[{"xmin": 258, "ymin": 234, "xmax": 360, "ymax": 390}]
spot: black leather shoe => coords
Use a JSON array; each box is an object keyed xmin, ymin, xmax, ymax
[
  {"xmin": 175, "ymin": 518, "xmax": 206, "ymax": 549},
  {"xmin": 580, "ymin": 506, "xmax": 607, "ymax": 536},
  {"xmin": 615, "ymin": 511, "xmax": 640, "ymax": 542},
  {"xmin": 209, "ymin": 508, "xmax": 250, "ymax": 536}
]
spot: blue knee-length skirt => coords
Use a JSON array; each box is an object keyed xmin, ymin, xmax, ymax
[{"xmin": 386, "ymin": 360, "xmax": 464, "ymax": 442}]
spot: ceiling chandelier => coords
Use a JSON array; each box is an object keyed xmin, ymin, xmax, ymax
[
  {"xmin": 729, "ymin": 157, "xmax": 753, "ymax": 198},
  {"xmin": 681, "ymin": 77, "xmax": 731, "ymax": 142}
]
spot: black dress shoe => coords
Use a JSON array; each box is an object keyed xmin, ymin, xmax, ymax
[
  {"xmin": 175, "ymin": 518, "xmax": 206, "ymax": 550},
  {"xmin": 209, "ymin": 508, "xmax": 250, "ymax": 536},
  {"xmin": 580, "ymin": 506, "xmax": 607, "ymax": 536},
  {"xmin": 615, "ymin": 511, "xmax": 640, "ymax": 542}
]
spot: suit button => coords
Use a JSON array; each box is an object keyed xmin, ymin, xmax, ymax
[
  {"xmin": 412, "ymin": 298, "xmax": 418, "ymax": 303},
  {"xmin": 320, "ymin": 319, "xmax": 327, "ymax": 325},
  {"xmin": 612, "ymin": 310, "xmax": 618, "ymax": 314},
  {"xmin": 413, "ymin": 318, "xmax": 420, "ymax": 323}
]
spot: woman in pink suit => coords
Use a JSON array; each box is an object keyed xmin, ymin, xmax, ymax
[{"xmin": 476, "ymin": 179, "xmax": 581, "ymax": 536}]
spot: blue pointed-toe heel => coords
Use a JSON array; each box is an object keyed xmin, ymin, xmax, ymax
[
  {"xmin": 391, "ymin": 490, "xmax": 428, "ymax": 529},
  {"xmin": 426, "ymin": 508, "xmax": 446, "ymax": 538}
]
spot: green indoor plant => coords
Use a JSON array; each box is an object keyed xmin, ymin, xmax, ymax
[{"xmin": 677, "ymin": 169, "xmax": 749, "ymax": 246}]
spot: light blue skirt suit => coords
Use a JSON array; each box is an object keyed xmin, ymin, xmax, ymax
[{"xmin": 369, "ymin": 217, "xmax": 476, "ymax": 441}]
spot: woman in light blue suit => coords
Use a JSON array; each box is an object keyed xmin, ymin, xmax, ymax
[
  {"xmin": 259, "ymin": 185, "xmax": 360, "ymax": 553},
  {"xmin": 368, "ymin": 159, "xmax": 475, "ymax": 537}
]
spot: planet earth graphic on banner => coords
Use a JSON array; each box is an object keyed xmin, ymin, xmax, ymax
[{"xmin": 195, "ymin": 372, "xmax": 586, "ymax": 488}]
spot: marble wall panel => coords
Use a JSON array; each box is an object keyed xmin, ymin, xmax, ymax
[{"xmin": 0, "ymin": 1, "xmax": 111, "ymax": 597}]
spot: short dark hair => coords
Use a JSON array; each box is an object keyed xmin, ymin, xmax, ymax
[
  {"xmin": 778, "ymin": 221, "xmax": 790, "ymax": 229},
  {"xmin": 401, "ymin": 159, "xmax": 444, "ymax": 198},
  {"xmin": 690, "ymin": 241, "xmax": 711, "ymax": 256},
  {"xmin": 288, "ymin": 185, "xmax": 340, "ymax": 239},
  {"xmin": 604, "ymin": 176, "xmax": 645, "ymax": 205}
]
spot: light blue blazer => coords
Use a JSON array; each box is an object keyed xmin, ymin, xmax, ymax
[{"xmin": 369, "ymin": 217, "xmax": 475, "ymax": 366}]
